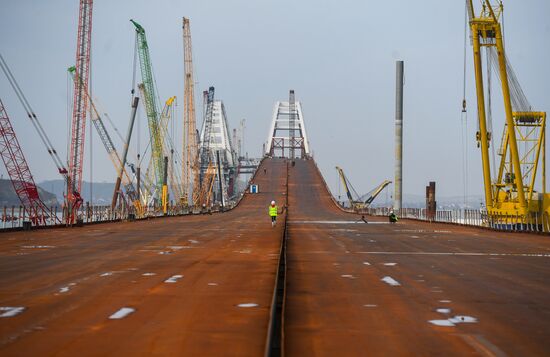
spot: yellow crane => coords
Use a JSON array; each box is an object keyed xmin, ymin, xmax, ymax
[
  {"xmin": 141, "ymin": 95, "xmax": 182, "ymax": 210},
  {"xmin": 468, "ymin": 0, "xmax": 548, "ymax": 229},
  {"xmin": 183, "ymin": 17, "xmax": 201, "ymax": 207},
  {"xmin": 159, "ymin": 96, "xmax": 185, "ymax": 205}
]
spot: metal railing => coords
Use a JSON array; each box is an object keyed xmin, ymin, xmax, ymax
[
  {"xmin": 0, "ymin": 158, "xmax": 262, "ymax": 232},
  {"xmin": 360, "ymin": 206, "xmax": 550, "ymax": 234},
  {"xmin": 0, "ymin": 201, "xmax": 238, "ymax": 231}
]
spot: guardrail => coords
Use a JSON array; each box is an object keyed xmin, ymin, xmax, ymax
[
  {"xmin": 356, "ymin": 206, "xmax": 550, "ymax": 234},
  {"xmin": 1, "ymin": 158, "xmax": 264, "ymax": 231},
  {"xmin": 0, "ymin": 201, "xmax": 238, "ymax": 231}
]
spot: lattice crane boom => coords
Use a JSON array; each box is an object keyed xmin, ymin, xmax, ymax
[
  {"xmin": 68, "ymin": 0, "xmax": 93, "ymax": 220},
  {"xmin": 0, "ymin": 98, "xmax": 57, "ymax": 224},
  {"xmin": 183, "ymin": 17, "xmax": 200, "ymax": 206},
  {"xmin": 68, "ymin": 67, "xmax": 141, "ymax": 213},
  {"xmin": 131, "ymin": 20, "xmax": 164, "ymax": 195}
]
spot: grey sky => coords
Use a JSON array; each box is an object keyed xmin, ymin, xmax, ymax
[{"xmin": 1, "ymin": 0, "xmax": 549, "ymax": 201}]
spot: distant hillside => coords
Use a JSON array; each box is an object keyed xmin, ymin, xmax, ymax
[
  {"xmin": 0, "ymin": 179, "xmax": 59, "ymax": 207},
  {"xmin": 39, "ymin": 180, "xmax": 115, "ymax": 205}
]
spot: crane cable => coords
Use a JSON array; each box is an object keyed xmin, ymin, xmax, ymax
[
  {"xmin": 0, "ymin": 53, "xmax": 68, "ymax": 175},
  {"xmin": 461, "ymin": 1, "xmax": 469, "ymax": 207}
]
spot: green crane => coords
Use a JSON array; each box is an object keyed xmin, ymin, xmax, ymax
[{"xmin": 130, "ymin": 19, "xmax": 164, "ymax": 197}]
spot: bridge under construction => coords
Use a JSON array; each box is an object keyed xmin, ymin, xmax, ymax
[
  {"xmin": 1, "ymin": 158, "xmax": 549, "ymax": 356},
  {"xmin": 1, "ymin": 0, "xmax": 549, "ymax": 356}
]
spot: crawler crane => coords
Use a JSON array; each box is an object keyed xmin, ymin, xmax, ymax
[{"xmin": 183, "ymin": 17, "xmax": 200, "ymax": 207}]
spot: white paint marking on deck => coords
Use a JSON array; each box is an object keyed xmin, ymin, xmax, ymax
[
  {"xmin": 0, "ymin": 307, "xmax": 25, "ymax": 318},
  {"xmin": 363, "ymin": 262, "xmax": 371, "ymax": 266},
  {"xmin": 394, "ymin": 229, "xmax": 427, "ymax": 233},
  {"xmin": 100, "ymin": 272, "xmax": 113, "ymax": 277},
  {"xmin": 429, "ymin": 319, "xmax": 455, "ymax": 327},
  {"xmin": 21, "ymin": 245, "xmax": 55, "ymax": 249},
  {"xmin": 439, "ymin": 300, "xmax": 452, "ymax": 303},
  {"xmin": 363, "ymin": 304, "xmax": 378, "ymax": 308},
  {"xmin": 237, "ymin": 303, "xmax": 258, "ymax": 308},
  {"xmin": 290, "ymin": 220, "xmax": 389, "ymax": 225},
  {"xmin": 109, "ymin": 307, "xmax": 135, "ymax": 320},
  {"xmin": 437, "ymin": 308, "xmax": 451, "ymax": 314},
  {"xmin": 168, "ymin": 246, "xmax": 186, "ymax": 250},
  {"xmin": 449, "ymin": 315, "xmax": 477, "ymax": 323},
  {"xmin": 341, "ymin": 274, "xmax": 356, "ymax": 279},
  {"xmin": 188, "ymin": 239, "xmax": 199, "ymax": 244},
  {"xmin": 142, "ymin": 273, "xmax": 156, "ymax": 276},
  {"xmin": 381, "ymin": 276, "xmax": 401, "ymax": 286},
  {"xmin": 410, "ymin": 235, "xmax": 419, "ymax": 239},
  {"xmin": 164, "ymin": 275, "xmax": 183, "ymax": 283},
  {"xmin": 59, "ymin": 287, "xmax": 70, "ymax": 293},
  {"xmin": 356, "ymin": 251, "xmax": 550, "ymax": 258},
  {"xmin": 383, "ymin": 263, "xmax": 397, "ymax": 266},
  {"xmin": 159, "ymin": 251, "xmax": 173, "ymax": 255},
  {"xmin": 428, "ymin": 315, "xmax": 477, "ymax": 327}
]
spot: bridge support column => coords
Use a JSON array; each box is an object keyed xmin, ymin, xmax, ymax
[{"xmin": 394, "ymin": 61, "xmax": 404, "ymax": 213}]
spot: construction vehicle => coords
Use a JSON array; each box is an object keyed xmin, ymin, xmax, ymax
[
  {"xmin": 67, "ymin": 0, "xmax": 93, "ymax": 223},
  {"xmin": 2, "ymin": 1, "xmax": 98, "ymax": 225},
  {"xmin": 68, "ymin": 67, "xmax": 143, "ymax": 216},
  {"xmin": 140, "ymin": 95, "xmax": 182, "ymax": 210},
  {"xmin": 0, "ymin": 55, "xmax": 66, "ymax": 225},
  {"xmin": 131, "ymin": 19, "xmax": 164, "ymax": 201},
  {"xmin": 183, "ymin": 17, "xmax": 201, "ymax": 207},
  {"xmin": 159, "ymin": 96, "xmax": 185, "ymax": 205},
  {"xmin": 0, "ymin": 98, "xmax": 58, "ymax": 225},
  {"xmin": 468, "ymin": 1, "xmax": 549, "ymax": 230},
  {"xmin": 335, "ymin": 166, "xmax": 391, "ymax": 210}
]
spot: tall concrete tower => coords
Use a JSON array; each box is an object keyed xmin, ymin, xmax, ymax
[{"xmin": 394, "ymin": 61, "xmax": 404, "ymax": 212}]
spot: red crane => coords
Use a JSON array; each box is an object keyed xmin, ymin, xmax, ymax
[
  {"xmin": 67, "ymin": 0, "xmax": 93, "ymax": 222},
  {"xmin": 0, "ymin": 98, "xmax": 56, "ymax": 225}
]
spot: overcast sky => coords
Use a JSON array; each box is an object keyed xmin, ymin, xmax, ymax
[{"xmin": 1, "ymin": 0, "xmax": 549, "ymax": 202}]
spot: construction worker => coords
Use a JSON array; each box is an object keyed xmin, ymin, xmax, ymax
[
  {"xmin": 269, "ymin": 200, "xmax": 280, "ymax": 227},
  {"xmin": 389, "ymin": 209, "xmax": 398, "ymax": 223}
]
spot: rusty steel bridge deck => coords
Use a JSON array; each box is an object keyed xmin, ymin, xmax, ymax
[{"xmin": 1, "ymin": 158, "xmax": 549, "ymax": 356}]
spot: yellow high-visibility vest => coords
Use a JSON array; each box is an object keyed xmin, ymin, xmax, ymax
[{"xmin": 269, "ymin": 205, "xmax": 278, "ymax": 217}]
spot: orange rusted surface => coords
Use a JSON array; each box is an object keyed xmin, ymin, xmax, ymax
[
  {"xmin": 285, "ymin": 159, "xmax": 550, "ymax": 356},
  {"xmin": 0, "ymin": 159, "xmax": 287, "ymax": 356},
  {"xmin": 2, "ymin": 157, "xmax": 550, "ymax": 356}
]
